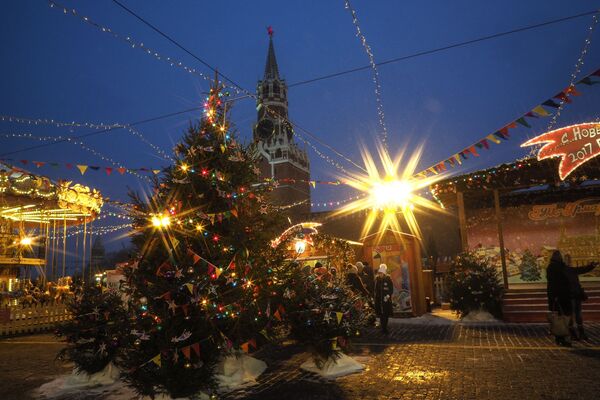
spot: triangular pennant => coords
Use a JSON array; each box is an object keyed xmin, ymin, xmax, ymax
[
  {"xmin": 230, "ymin": 209, "xmax": 238, "ymax": 218},
  {"xmin": 577, "ymin": 77, "xmax": 600, "ymax": 85},
  {"xmin": 191, "ymin": 343, "xmax": 200, "ymax": 356},
  {"xmin": 240, "ymin": 342, "xmax": 250, "ymax": 353},
  {"xmin": 565, "ymin": 85, "xmax": 581, "ymax": 96},
  {"xmin": 525, "ymin": 111, "xmax": 538, "ymax": 119},
  {"xmin": 182, "ymin": 346, "xmax": 191, "ymax": 360},
  {"xmin": 248, "ymin": 338, "xmax": 257, "ymax": 349},
  {"xmin": 20, "ymin": 160, "xmax": 28, "ymax": 165},
  {"xmin": 76, "ymin": 165, "xmax": 88, "ymax": 175},
  {"xmin": 105, "ymin": 167, "xmax": 113, "ymax": 175},
  {"xmin": 336, "ymin": 312, "xmax": 343, "ymax": 325},
  {"xmin": 150, "ymin": 354, "xmax": 161, "ymax": 367},
  {"xmin": 459, "ymin": 151, "xmax": 467, "ymax": 160},
  {"xmin": 310, "ymin": 181, "xmax": 316, "ymax": 188},
  {"xmin": 591, "ymin": 68, "xmax": 600, "ymax": 77},
  {"xmin": 89, "ymin": 166, "xmax": 100, "ymax": 171},
  {"xmin": 486, "ymin": 134, "xmax": 501, "ymax": 144},
  {"xmin": 185, "ymin": 283, "xmax": 194, "ymax": 294},
  {"xmin": 50, "ymin": 162, "xmax": 59, "ymax": 168},
  {"xmin": 34, "ymin": 161, "xmax": 45, "ymax": 168},
  {"xmin": 220, "ymin": 144, "xmax": 226, "ymax": 153},
  {"xmin": 117, "ymin": 167, "xmax": 126, "ymax": 175},
  {"xmin": 153, "ymin": 169, "xmax": 161, "ymax": 175},
  {"xmin": 453, "ymin": 154, "xmax": 462, "ymax": 165},
  {"xmin": 427, "ymin": 167, "xmax": 438, "ymax": 175},
  {"xmin": 543, "ymin": 99, "xmax": 560, "ymax": 108},
  {"xmin": 187, "ymin": 248, "xmax": 201, "ymax": 265},
  {"xmin": 554, "ymin": 92, "xmax": 572, "ymax": 103},
  {"xmin": 532, "ymin": 105, "xmax": 550, "ymax": 117},
  {"xmin": 494, "ymin": 132, "xmax": 509, "ymax": 141},
  {"xmin": 468, "ymin": 146, "xmax": 479, "ymax": 157},
  {"xmin": 273, "ymin": 310, "xmax": 282, "ymax": 321},
  {"xmin": 215, "ymin": 268, "xmax": 223, "ymax": 279},
  {"xmin": 65, "ymin": 163, "xmax": 73, "ymax": 169},
  {"xmin": 447, "ymin": 157, "xmax": 455, "ymax": 167},
  {"xmin": 516, "ymin": 117, "xmax": 531, "ymax": 128}
]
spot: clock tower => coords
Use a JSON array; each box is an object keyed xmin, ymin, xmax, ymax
[{"xmin": 253, "ymin": 29, "xmax": 311, "ymax": 218}]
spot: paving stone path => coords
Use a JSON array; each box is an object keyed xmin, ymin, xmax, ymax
[{"xmin": 2, "ymin": 320, "xmax": 600, "ymax": 400}]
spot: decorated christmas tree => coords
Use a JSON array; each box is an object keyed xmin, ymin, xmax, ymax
[
  {"xmin": 448, "ymin": 252, "xmax": 503, "ymax": 318},
  {"xmin": 281, "ymin": 264, "xmax": 369, "ymax": 368},
  {"xmin": 120, "ymin": 78, "xmax": 289, "ymax": 398},
  {"xmin": 520, "ymin": 250, "xmax": 541, "ymax": 282},
  {"xmin": 57, "ymin": 284, "xmax": 130, "ymax": 375}
]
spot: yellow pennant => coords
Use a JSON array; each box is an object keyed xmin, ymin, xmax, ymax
[
  {"xmin": 215, "ymin": 268, "xmax": 223, "ymax": 279},
  {"xmin": 532, "ymin": 105, "xmax": 550, "ymax": 117},
  {"xmin": 336, "ymin": 312, "xmax": 343, "ymax": 325},
  {"xmin": 453, "ymin": 154, "xmax": 462, "ymax": 165},
  {"xmin": 310, "ymin": 181, "xmax": 316, "ymax": 188},
  {"xmin": 76, "ymin": 165, "xmax": 88, "ymax": 175},
  {"xmin": 220, "ymin": 144, "xmax": 226, "ymax": 153},
  {"xmin": 150, "ymin": 354, "xmax": 161, "ymax": 367},
  {"xmin": 486, "ymin": 134, "xmax": 501, "ymax": 144},
  {"xmin": 185, "ymin": 283, "xmax": 194, "ymax": 294}
]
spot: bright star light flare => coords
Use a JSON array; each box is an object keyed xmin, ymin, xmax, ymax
[{"xmin": 332, "ymin": 142, "xmax": 446, "ymax": 240}]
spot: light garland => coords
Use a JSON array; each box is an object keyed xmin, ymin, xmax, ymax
[
  {"xmin": 48, "ymin": 223, "xmax": 133, "ymax": 240},
  {"xmin": 1, "ymin": 133, "xmax": 152, "ymax": 183},
  {"xmin": 343, "ymin": 0, "xmax": 388, "ymax": 148},
  {"xmin": 545, "ymin": 12, "xmax": 599, "ymax": 133},
  {"xmin": 311, "ymin": 193, "xmax": 367, "ymax": 209},
  {"xmin": 0, "ymin": 115, "xmax": 173, "ymax": 162},
  {"xmin": 47, "ymin": 0, "xmax": 240, "ymax": 95}
]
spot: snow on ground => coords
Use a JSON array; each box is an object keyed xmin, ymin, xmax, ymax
[
  {"xmin": 300, "ymin": 353, "xmax": 364, "ymax": 379},
  {"xmin": 215, "ymin": 353, "xmax": 267, "ymax": 390},
  {"xmin": 461, "ymin": 310, "xmax": 499, "ymax": 322}
]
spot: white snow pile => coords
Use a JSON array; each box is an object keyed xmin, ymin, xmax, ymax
[
  {"xmin": 461, "ymin": 310, "xmax": 498, "ymax": 322},
  {"xmin": 300, "ymin": 353, "xmax": 364, "ymax": 379},
  {"xmin": 215, "ymin": 353, "xmax": 267, "ymax": 390},
  {"xmin": 390, "ymin": 314, "xmax": 456, "ymax": 326},
  {"xmin": 36, "ymin": 362, "xmax": 124, "ymax": 399}
]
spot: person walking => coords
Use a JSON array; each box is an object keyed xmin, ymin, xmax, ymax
[
  {"xmin": 345, "ymin": 264, "xmax": 370, "ymax": 297},
  {"xmin": 374, "ymin": 264, "xmax": 394, "ymax": 335},
  {"xmin": 546, "ymin": 250, "xmax": 573, "ymax": 346},
  {"xmin": 563, "ymin": 254, "xmax": 598, "ymax": 340}
]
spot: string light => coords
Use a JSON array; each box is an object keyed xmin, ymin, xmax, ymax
[
  {"xmin": 1, "ymin": 133, "xmax": 151, "ymax": 183},
  {"xmin": 47, "ymin": 0, "xmax": 240, "ymax": 95},
  {"xmin": 343, "ymin": 0, "xmax": 388, "ymax": 148},
  {"xmin": 0, "ymin": 115, "xmax": 173, "ymax": 162},
  {"xmin": 311, "ymin": 193, "xmax": 366, "ymax": 209}
]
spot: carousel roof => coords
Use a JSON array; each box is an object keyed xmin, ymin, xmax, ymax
[{"xmin": 0, "ymin": 162, "xmax": 103, "ymax": 225}]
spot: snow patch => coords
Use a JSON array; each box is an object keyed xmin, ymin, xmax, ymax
[
  {"xmin": 36, "ymin": 363, "xmax": 121, "ymax": 398},
  {"xmin": 300, "ymin": 353, "xmax": 364, "ymax": 378},
  {"xmin": 215, "ymin": 353, "xmax": 267, "ymax": 390},
  {"xmin": 461, "ymin": 310, "xmax": 498, "ymax": 322}
]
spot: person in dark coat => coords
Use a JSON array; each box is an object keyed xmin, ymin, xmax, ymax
[
  {"xmin": 374, "ymin": 264, "xmax": 394, "ymax": 335},
  {"xmin": 345, "ymin": 264, "xmax": 370, "ymax": 297},
  {"xmin": 546, "ymin": 250, "xmax": 572, "ymax": 346},
  {"xmin": 563, "ymin": 254, "xmax": 598, "ymax": 340},
  {"xmin": 358, "ymin": 261, "xmax": 375, "ymax": 297}
]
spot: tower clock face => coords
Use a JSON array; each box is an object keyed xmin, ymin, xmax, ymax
[{"xmin": 256, "ymin": 118, "xmax": 275, "ymax": 141}]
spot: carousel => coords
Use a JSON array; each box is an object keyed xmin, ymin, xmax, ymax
[{"xmin": 0, "ymin": 162, "xmax": 102, "ymax": 303}]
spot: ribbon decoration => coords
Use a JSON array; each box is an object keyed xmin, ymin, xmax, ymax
[
  {"xmin": 521, "ymin": 122, "xmax": 600, "ymax": 180},
  {"xmin": 414, "ymin": 67, "xmax": 600, "ymax": 178}
]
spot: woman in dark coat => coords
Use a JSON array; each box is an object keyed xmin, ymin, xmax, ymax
[
  {"xmin": 374, "ymin": 264, "xmax": 394, "ymax": 335},
  {"xmin": 563, "ymin": 254, "xmax": 598, "ymax": 340},
  {"xmin": 546, "ymin": 250, "xmax": 572, "ymax": 346},
  {"xmin": 358, "ymin": 261, "xmax": 375, "ymax": 297}
]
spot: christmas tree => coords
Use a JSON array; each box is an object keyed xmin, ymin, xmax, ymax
[
  {"xmin": 57, "ymin": 284, "xmax": 129, "ymax": 375},
  {"xmin": 120, "ymin": 78, "xmax": 289, "ymax": 398},
  {"xmin": 448, "ymin": 252, "xmax": 503, "ymax": 318},
  {"xmin": 281, "ymin": 264, "xmax": 369, "ymax": 367},
  {"xmin": 520, "ymin": 250, "xmax": 541, "ymax": 281}
]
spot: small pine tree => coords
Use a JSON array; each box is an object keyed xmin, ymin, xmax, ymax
[
  {"xmin": 520, "ymin": 250, "xmax": 541, "ymax": 281},
  {"xmin": 56, "ymin": 285, "xmax": 129, "ymax": 375},
  {"xmin": 281, "ymin": 265, "xmax": 370, "ymax": 367},
  {"xmin": 448, "ymin": 252, "xmax": 503, "ymax": 318}
]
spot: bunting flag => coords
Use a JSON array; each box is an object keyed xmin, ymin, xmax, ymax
[
  {"xmin": 76, "ymin": 165, "xmax": 88, "ymax": 175},
  {"xmin": 150, "ymin": 354, "xmax": 161, "ymax": 367},
  {"xmin": 240, "ymin": 342, "xmax": 250, "ymax": 353},
  {"xmin": 0, "ymin": 159, "xmax": 163, "ymax": 176},
  {"xmin": 185, "ymin": 283, "xmax": 195, "ymax": 294},
  {"xmin": 191, "ymin": 343, "xmax": 200, "ymax": 356},
  {"xmin": 336, "ymin": 312, "xmax": 344, "ymax": 325},
  {"xmin": 415, "ymin": 66, "xmax": 600, "ymax": 178},
  {"xmin": 273, "ymin": 310, "xmax": 282, "ymax": 321},
  {"xmin": 182, "ymin": 346, "xmax": 191, "ymax": 360}
]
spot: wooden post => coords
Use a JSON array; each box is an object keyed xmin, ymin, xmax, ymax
[
  {"xmin": 494, "ymin": 189, "xmax": 509, "ymax": 289},
  {"xmin": 456, "ymin": 191, "xmax": 468, "ymax": 251}
]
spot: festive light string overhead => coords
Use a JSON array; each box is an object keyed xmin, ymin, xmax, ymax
[
  {"xmin": 311, "ymin": 193, "xmax": 367, "ymax": 209},
  {"xmin": 46, "ymin": 0, "xmax": 243, "ymax": 94},
  {"xmin": 0, "ymin": 115, "xmax": 173, "ymax": 162},
  {"xmin": 1, "ymin": 133, "xmax": 152, "ymax": 182},
  {"xmin": 343, "ymin": 0, "xmax": 388, "ymax": 148},
  {"xmin": 546, "ymin": 12, "xmax": 599, "ymax": 132}
]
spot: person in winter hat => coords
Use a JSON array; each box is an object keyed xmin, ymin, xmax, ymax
[
  {"xmin": 563, "ymin": 254, "xmax": 598, "ymax": 340},
  {"xmin": 374, "ymin": 264, "xmax": 394, "ymax": 334},
  {"xmin": 547, "ymin": 250, "xmax": 572, "ymax": 346},
  {"xmin": 345, "ymin": 264, "xmax": 370, "ymax": 297},
  {"xmin": 360, "ymin": 261, "xmax": 375, "ymax": 297}
]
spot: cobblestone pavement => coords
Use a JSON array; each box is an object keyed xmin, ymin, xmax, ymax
[{"xmin": 3, "ymin": 320, "xmax": 600, "ymax": 399}]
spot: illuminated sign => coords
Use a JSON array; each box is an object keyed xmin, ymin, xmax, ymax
[{"xmin": 521, "ymin": 122, "xmax": 600, "ymax": 180}]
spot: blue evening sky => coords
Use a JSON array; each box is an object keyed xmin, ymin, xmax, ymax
[{"xmin": 1, "ymin": 0, "xmax": 600, "ymax": 250}]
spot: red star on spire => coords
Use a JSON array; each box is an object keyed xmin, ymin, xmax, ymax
[{"xmin": 267, "ymin": 26, "xmax": 274, "ymax": 37}]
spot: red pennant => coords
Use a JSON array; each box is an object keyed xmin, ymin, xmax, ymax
[
  {"xmin": 65, "ymin": 163, "xmax": 73, "ymax": 169},
  {"xmin": 191, "ymin": 343, "xmax": 200, "ymax": 356},
  {"xmin": 105, "ymin": 167, "xmax": 113, "ymax": 175},
  {"xmin": 117, "ymin": 167, "xmax": 126, "ymax": 175},
  {"xmin": 34, "ymin": 161, "xmax": 45, "ymax": 168},
  {"xmin": 499, "ymin": 127, "xmax": 509, "ymax": 137},
  {"xmin": 468, "ymin": 146, "xmax": 479, "ymax": 157},
  {"xmin": 273, "ymin": 310, "xmax": 282, "ymax": 321},
  {"xmin": 507, "ymin": 122, "xmax": 517, "ymax": 129},
  {"xmin": 182, "ymin": 346, "xmax": 191, "ymax": 359},
  {"xmin": 227, "ymin": 259, "xmax": 236, "ymax": 271},
  {"xmin": 554, "ymin": 92, "xmax": 572, "ymax": 103},
  {"xmin": 187, "ymin": 248, "xmax": 201, "ymax": 265},
  {"xmin": 592, "ymin": 68, "xmax": 600, "ymax": 77},
  {"xmin": 20, "ymin": 160, "xmax": 28, "ymax": 165},
  {"xmin": 248, "ymin": 338, "xmax": 257, "ymax": 349}
]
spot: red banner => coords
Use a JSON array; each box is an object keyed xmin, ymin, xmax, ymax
[{"xmin": 522, "ymin": 122, "xmax": 600, "ymax": 180}]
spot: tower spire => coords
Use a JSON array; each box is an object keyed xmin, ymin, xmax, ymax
[{"xmin": 264, "ymin": 26, "xmax": 280, "ymax": 80}]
